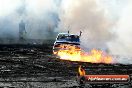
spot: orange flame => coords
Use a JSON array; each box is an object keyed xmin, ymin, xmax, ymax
[
  {"xmin": 55, "ymin": 44, "xmax": 113, "ymax": 64},
  {"xmin": 78, "ymin": 65, "xmax": 85, "ymax": 76}
]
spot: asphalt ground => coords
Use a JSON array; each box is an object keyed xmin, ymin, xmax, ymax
[{"xmin": 0, "ymin": 44, "xmax": 131, "ymax": 88}]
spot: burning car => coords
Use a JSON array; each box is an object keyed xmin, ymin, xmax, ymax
[
  {"xmin": 53, "ymin": 31, "xmax": 82, "ymax": 55},
  {"xmin": 53, "ymin": 31, "xmax": 113, "ymax": 63}
]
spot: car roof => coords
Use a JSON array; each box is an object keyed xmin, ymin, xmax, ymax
[
  {"xmin": 58, "ymin": 33, "xmax": 79, "ymax": 36},
  {"xmin": 58, "ymin": 33, "xmax": 69, "ymax": 35}
]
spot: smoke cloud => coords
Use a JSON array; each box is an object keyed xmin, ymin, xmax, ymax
[
  {"xmin": 25, "ymin": 0, "xmax": 60, "ymax": 39},
  {"xmin": 108, "ymin": 1, "xmax": 132, "ymax": 58},
  {"xmin": 0, "ymin": 0, "xmax": 115, "ymax": 44},
  {"xmin": 0, "ymin": 0, "xmax": 21, "ymax": 40},
  {"xmin": 58, "ymin": 0, "xmax": 112, "ymax": 50},
  {"xmin": 0, "ymin": 0, "xmax": 60, "ymax": 42}
]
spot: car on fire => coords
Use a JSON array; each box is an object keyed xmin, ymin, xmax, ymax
[{"xmin": 53, "ymin": 31, "xmax": 82, "ymax": 55}]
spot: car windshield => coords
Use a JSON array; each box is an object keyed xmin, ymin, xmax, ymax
[{"xmin": 57, "ymin": 34, "xmax": 80, "ymax": 42}]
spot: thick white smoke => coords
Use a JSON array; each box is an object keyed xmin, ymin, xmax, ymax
[
  {"xmin": 0, "ymin": 0, "xmax": 60, "ymax": 40},
  {"xmin": 24, "ymin": 0, "xmax": 60, "ymax": 39},
  {"xmin": 0, "ymin": 0, "xmax": 21, "ymax": 39},
  {"xmin": 58, "ymin": 0, "xmax": 112, "ymax": 50},
  {"xmin": 108, "ymin": 1, "xmax": 132, "ymax": 59},
  {"xmin": 0, "ymin": 0, "xmax": 21, "ymax": 17}
]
